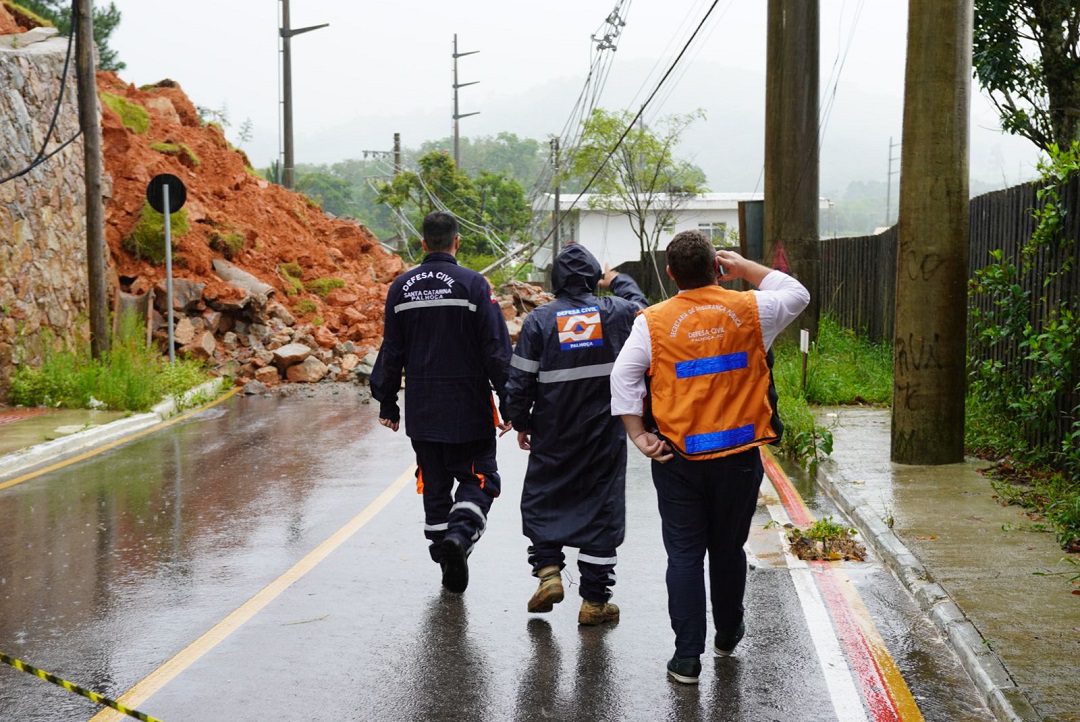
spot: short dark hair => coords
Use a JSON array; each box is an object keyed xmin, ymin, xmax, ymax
[
  {"xmin": 666, "ymin": 230, "xmax": 716, "ymax": 288},
  {"xmin": 422, "ymin": 211, "xmax": 459, "ymax": 251}
]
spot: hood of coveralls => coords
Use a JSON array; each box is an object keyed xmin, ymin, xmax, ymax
[{"xmin": 551, "ymin": 243, "xmax": 602, "ymax": 296}]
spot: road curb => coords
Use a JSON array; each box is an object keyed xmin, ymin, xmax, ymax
[
  {"xmin": 814, "ymin": 458, "xmax": 1042, "ymax": 722},
  {"xmin": 0, "ymin": 378, "xmax": 227, "ymax": 485}
]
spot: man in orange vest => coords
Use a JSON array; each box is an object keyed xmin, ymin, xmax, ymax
[{"xmin": 610, "ymin": 230, "xmax": 809, "ymax": 684}]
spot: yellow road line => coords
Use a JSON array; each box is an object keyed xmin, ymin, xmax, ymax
[
  {"xmin": 0, "ymin": 387, "xmax": 240, "ymax": 492},
  {"xmin": 90, "ymin": 464, "xmax": 415, "ymax": 722}
]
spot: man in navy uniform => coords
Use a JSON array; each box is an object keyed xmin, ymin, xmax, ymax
[
  {"xmin": 505, "ymin": 243, "xmax": 646, "ymax": 625},
  {"xmin": 371, "ymin": 211, "xmax": 512, "ymax": 594}
]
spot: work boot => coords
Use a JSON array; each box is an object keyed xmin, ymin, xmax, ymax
[
  {"xmin": 578, "ymin": 599, "xmax": 619, "ymax": 626},
  {"xmin": 439, "ymin": 537, "xmax": 469, "ymax": 594},
  {"xmin": 528, "ymin": 566, "xmax": 564, "ymax": 613}
]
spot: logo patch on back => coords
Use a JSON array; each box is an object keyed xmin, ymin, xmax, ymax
[{"xmin": 557, "ymin": 306, "xmax": 604, "ymax": 350}]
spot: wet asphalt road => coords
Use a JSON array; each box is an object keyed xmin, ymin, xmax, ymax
[{"xmin": 0, "ymin": 390, "xmax": 992, "ymax": 721}]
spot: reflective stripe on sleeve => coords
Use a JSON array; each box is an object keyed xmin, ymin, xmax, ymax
[
  {"xmin": 394, "ymin": 299, "xmax": 477, "ymax": 313},
  {"xmin": 536, "ymin": 362, "xmax": 614, "ymax": 384},
  {"xmin": 511, "ymin": 355, "xmax": 541, "ymax": 373}
]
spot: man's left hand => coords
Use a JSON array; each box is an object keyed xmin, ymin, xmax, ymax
[
  {"xmin": 517, "ymin": 431, "xmax": 531, "ymax": 450},
  {"xmin": 379, "ymin": 418, "xmax": 399, "ymax": 432},
  {"xmin": 498, "ymin": 420, "xmax": 513, "ymax": 437}
]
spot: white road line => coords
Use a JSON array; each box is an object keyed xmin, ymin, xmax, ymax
[{"xmin": 759, "ymin": 477, "xmax": 869, "ymax": 722}]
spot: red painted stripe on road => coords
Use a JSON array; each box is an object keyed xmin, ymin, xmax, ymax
[
  {"xmin": 0, "ymin": 408, "xmax": 49, "ymax": 426},
  {"xmin": 761, "ymin": 448, "xmax": 813, "ymax": 526}
]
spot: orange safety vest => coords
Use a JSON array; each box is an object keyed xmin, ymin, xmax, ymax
[{"xmin": 643, "ymin": 285, "xmax": 779, "ymax": 460}]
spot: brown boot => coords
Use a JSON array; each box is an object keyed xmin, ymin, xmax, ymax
[
  {"xmin": 527, "ymin": 566, "xmax": 564, "ymax": 613},
  {"xmin": 578, "ymin": 599, "xmax": 620, "ymax": 626}
]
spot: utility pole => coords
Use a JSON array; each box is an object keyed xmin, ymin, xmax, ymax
[
  {"xmin": 75, "ymin": 0, "xmax": 109, "ymax": 357},
  {"xmin": 764, "ymin": 0, "xmax": 820, "ymax": 338},
  {"xmin": 891, "ymin": 0, "xmax": 972, "ymax": 465},
  {"xmin": 550, "ymin": 137, "xmax": 561, "ymax": 259},
  {"xmin": 279, "ymin": 0, "xmax": 327, "ymax": 189},
  {"xmin": 393, "ymin": 132, "xmax": 402, "ymax": 176},
  {"xmin": 885, "ymin": 136, "xmax": 900, "ymax": 226},
  {"xmin": 452, "ymin": 33, "xmax": 479, "ymax": 169}
]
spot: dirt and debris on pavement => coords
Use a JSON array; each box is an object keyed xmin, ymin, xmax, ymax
[
  {"xmin": 786, "ymin": 520, "xmax": 867, "ymax": 562},
  {"xmin": 96, "ymin": 72, "xmax": 406, "ymax": 385}
]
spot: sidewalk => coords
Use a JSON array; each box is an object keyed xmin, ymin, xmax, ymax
[
  {"xmin": 0, "ymin": 407, "xmax": 127, "ymax": 457},
  {"xmin": 815, "ymin": 407, "xmax": 1079, "ymax": 722}
]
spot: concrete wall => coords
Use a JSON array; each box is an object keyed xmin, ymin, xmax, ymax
[
  {"xmin": 573, "ymin": 207, "xmax": 742, "ymax": 268},
  {"xmin": 0, "ymin": 35, "xmax": 88, "ymax": 398}
]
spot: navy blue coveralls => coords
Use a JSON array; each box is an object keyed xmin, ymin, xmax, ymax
[
  {"xmin": 370, "ymin": 252, "xmax": 512, "ymax": 561},
  {"xmin": 504, "ymin": 244, "xmax": 646, "ymax": 603}
]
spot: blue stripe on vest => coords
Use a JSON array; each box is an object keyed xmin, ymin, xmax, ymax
[
  {"xmin": 674, "ymin": 351, "xmax": 748, "ymax": 379},
  {"xmin": 684, "ymin": 424, "xmax": 756, "ymax": 454}
]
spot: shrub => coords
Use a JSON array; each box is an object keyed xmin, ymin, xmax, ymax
[
  {"xmin": 10, "ymin": 312, "xmax": 208, "ymax": 412},
  {"xmin": 293, "ymin": 299, "xmax": 317, "ymax": 315},
  {"xmin": 122, "ymin": 202, "xmax": 189, "ymax": 264},
  {"xmin": 100, "ymin": 92, "xmax": 150, "ymax": 134},
  {"xmin": 278, "ymin": 262, "xmax": 303, "ymax": 296},
  {"xmin": 208, "ymin": 230, "xmax": 245, "ymax": 260},
  {"xmin": 149, "ymin": 141, "xmax": 201, "ymax": 168},
  {"xmin": 305, "ymin": 277, "xmax": 345, "ymax": 298}
]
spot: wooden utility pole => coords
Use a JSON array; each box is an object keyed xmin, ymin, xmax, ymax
[
  {"xmin": 764, "ymin": 0, "xmax": 820, "ymax": 338},
  {"xmin": 75, "ymin": 0, "xmax": 109, "ymax": 357},
  {"xmin": 393, "ymin": 132, "xmax": 402, "ymax": 176},
  {"xmin": 891, "ymin": 0, "xmax": 972, "ymax": 464},
  {"xmin": 279, "ymin": 0, "xmax": 327, "ymax": 189}
]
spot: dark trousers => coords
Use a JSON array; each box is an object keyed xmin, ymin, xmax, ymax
[
  {"xmin": 651, "ymin": 447, "xmax": 763, "ymax": 658},
  {"xmin": 528, "ymin": 543, "xmax": 617, "ymax": 603},
  {"xmin": 411, "ymin": 437, "xmax": 501, "ymax": 562}
]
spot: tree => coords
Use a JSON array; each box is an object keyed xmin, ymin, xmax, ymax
[
  {"xmin": 974, "ymin": 0, "xmax": 1080, "ymax": 150},
  {"xmin": 377, "ymin": 151, "xmax": 530, "ymax": 259},
  {"xmin": 416, "ymin": 133, "xmax": 546, "ymax": 187},
  {"xmin": 18, "ymin": 0, "xmax": 124, "ymax": 71},
  {"xmin": 567, "ymin": 108, "xmax": 706, "ymax": 295},
  {"xmin": 295, "ymin": 171, "xmax": 358, "ymax": 219}
]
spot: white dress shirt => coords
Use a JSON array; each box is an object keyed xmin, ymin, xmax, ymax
[{"xmin": 609, "ymin": 271, "xmax": 811, "ymax": 416}]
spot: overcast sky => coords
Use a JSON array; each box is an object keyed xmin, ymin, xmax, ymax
[{"xmin": 109, "ymin": 0, "xmax": 1042, "ymax": 193}]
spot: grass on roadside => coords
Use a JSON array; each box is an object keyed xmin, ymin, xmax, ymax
[
  {"xmin": 773, "ymin": 315, "xmax": 892, "ymax": 469},
  {"xmin": 10, "ymin": 313, "xmax": 209, "ymax": 412}
]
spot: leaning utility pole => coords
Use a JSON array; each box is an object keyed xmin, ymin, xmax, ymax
[
  {"xmin": 763, "ymin": 0, "xmax": 820, "ymax": 338},
  {"xmin": 75, "ymin": 0, "xmax": 109, "ymax": 357},
  {"xmin": 891, "ymin": 0, "xmax": 972, "ymax": 465},
  {"xmin": 452, "ymin": 33, "xmax": 479, "ymax": 168},
  {"xmin": 279, "ymin": 0, "xmax": 327, "ymax": 189}
]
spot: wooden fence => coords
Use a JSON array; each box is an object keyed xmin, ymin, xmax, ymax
[{"xmin": 821, "ymin": 175, "xmax": 1080, "ymax": 447}]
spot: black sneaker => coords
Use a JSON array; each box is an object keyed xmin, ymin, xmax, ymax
[
  {"xmin": 666, "ymin": 655, "xmax": 701, "ymax": 684},
  {"xmin": 439, "ymin": 537, "xmax": 469, "ymax": 594},
  {"xmin": 714, "ymin": 620, "xmax": 745, "ymax": 657}
]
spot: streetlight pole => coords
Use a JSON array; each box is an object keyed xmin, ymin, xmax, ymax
[{"xmin": 279, "ymin": 0, "xmax": 327, "ymax": 189}]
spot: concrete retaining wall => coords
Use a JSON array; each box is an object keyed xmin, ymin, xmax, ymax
[{"xmin": 0, "ymin": 34, "xmax": 89, "ymax": 399}]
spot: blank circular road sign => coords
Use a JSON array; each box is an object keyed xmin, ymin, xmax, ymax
[{"xmin": 146, "ymin": 173, "xmax": 187, "ymax": 213}]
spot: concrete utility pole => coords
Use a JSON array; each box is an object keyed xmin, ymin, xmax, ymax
[
  {"xmin": 891, "ymin": 0, "xmax": 972, "ymax": 465},
  {"xmin": 75, "ymin": 0, "xmax": 109, "ymax": 357},
  {"xmin": 452, "ymin": 33, "xmax": 479, "ymax": 168},
  {"xmin": 764, "ymin": 0, "xmax": 820, "ymax": 338},
  {"xmin": 393, "ymin": 132, "xmax": 402, "ymax": 176},
  {"xmin": 279, "ymin": 0, "xmax": 327, "ymax": 189},
  {"xmin": 885, "ymin": 136, "xmax": 900, "ymax": 226},
  {"xmin": 550, "ymin": 137, "xmax": 561, "ymax": 259}
]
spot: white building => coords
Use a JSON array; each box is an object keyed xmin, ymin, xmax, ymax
[
  {"xmin": 531, "ymin": 192, "xmax": 831, "ymax": 269},
  {"xmin": 532, "ymin": 192, "xmax": 761, "ymax": 269}
]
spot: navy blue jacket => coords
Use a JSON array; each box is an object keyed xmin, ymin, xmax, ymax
[
  {"xmin": 505, "ymin": 244, "xmax": 646, "ymax": 549},
  {"xmin": 371, "ymin": 252, "xmax": 512, "ymax": 444}
]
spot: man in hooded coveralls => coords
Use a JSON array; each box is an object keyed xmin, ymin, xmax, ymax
[{"xmin": 505, "ymin": 243, "xmax": 647, "ymax": 625}]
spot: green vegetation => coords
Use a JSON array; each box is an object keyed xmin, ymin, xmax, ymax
[
  {"xmin": 773, "ymin": 315, "xmax": 892, "ymax": 470},
  {"xmin": 150, "ymin": 141, "xmax": 200, "ymax": 167},
  {"xmin": 10, "ymin": 313, "xmax": 208, "ymax": 412},
  {"xmin": 966, "ymin": 142, "xmax": 1080, "ymax": 551},
  {"xmin": 293, "ymin": 299, "xmax": 317, "ymax": 315},
  {"xmin": 122, "ymin": 202, "xmax": 188, "ymax": 264},
  {"xmin": 100, "ymin": 92, "xmax": 149, "ymax": 134},
  {"xmin": 278, "ymin": 262, "xmax": 303, "ymax": 296},
  {"xmin": 208, "ymin": 230, "xmax": 244, "ymax": 260},
  {"xmin": 786, "ymin": 516, "xmax": 866, "ymax": 561},
  {"xmin": 3, "ymin": 1, "xmax": 53, "ymax": 28},
  {"xmin": 305, "ymin": 277, "xmax": 345, "ymax": 298}
]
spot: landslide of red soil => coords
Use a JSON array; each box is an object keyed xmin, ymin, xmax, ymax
[
  {"xmin": 97, "ymin": 72, "xmax": 404, "ymax": 353},
  {"xmin": 0, "ymin": 5, "xmax": 23, "ymax": 34}
]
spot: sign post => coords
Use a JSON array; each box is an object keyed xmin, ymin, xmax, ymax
[
  {"xmin": 800, "ymin": 328, "xmax": 810, "ymax": 392},
  {"xmin": 146, "ymin": 174, "xmax": 188, "ymax": 363}
]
